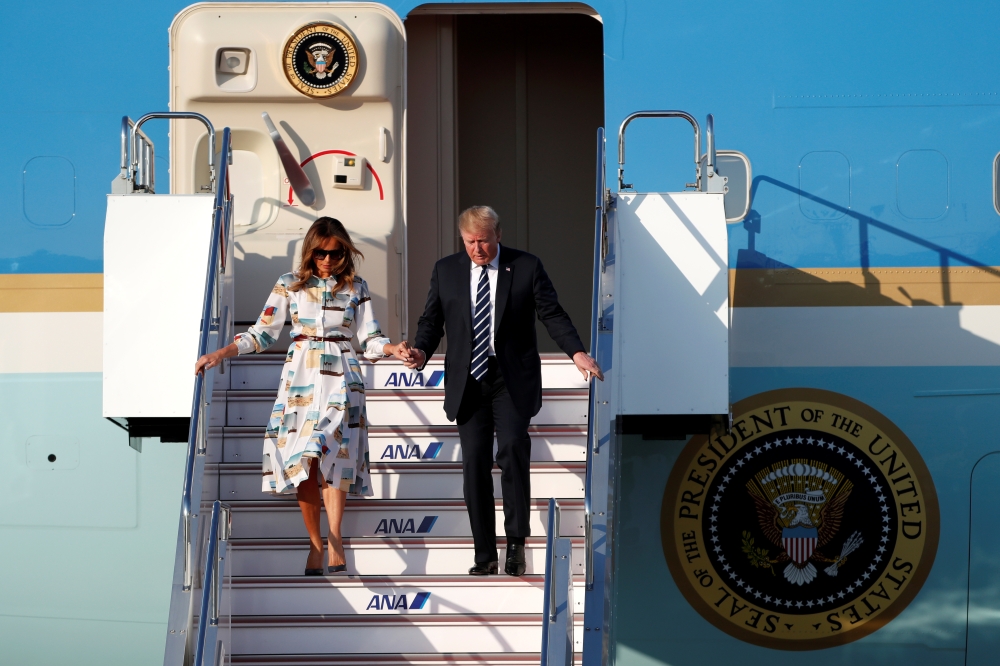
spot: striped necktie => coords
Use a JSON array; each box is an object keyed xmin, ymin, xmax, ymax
[{"xmin": 471, "ymin": 265, "xmax": 491, "ymax": 380}]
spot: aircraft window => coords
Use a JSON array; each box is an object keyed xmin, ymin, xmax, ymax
[
  {"xmin": 22, "ymin": 156, "xmax": 75, "ymax": 227},
  {"xmin": 798, "ymin": 151, "xmax": 850, "ymax": 220},
  {"xmin": 994, "ymin": 152, "xmax": 1000, "ymax": 216},
  {"xmin": 897, "ymin": 150, "xmax": 949, "ymax": 220}
]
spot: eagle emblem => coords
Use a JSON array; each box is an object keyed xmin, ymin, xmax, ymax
[
  {"xmin": 305, "ymin": 43, "xmax": 340, "ymax": 80},
  {"xmin": 746, "ymin": 459, "xmax": 862, "ymax": 585}
]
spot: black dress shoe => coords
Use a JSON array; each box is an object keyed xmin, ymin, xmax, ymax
[
  {"xmin": 469, "ymin": 561, "xmax": 499, "ymax": 576},
  {"xmin": 505, "ymin": 544, "xmax": 526, "ymax": 577}
]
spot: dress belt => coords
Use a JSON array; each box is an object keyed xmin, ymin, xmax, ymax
[{"xmin": 293, "ymin": 334, "xmax": 351, "ymax": 342}]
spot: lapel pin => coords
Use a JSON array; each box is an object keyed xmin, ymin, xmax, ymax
[{"xmin": 506, "ymin": 267, "xmax": 510, "ymax": 271}]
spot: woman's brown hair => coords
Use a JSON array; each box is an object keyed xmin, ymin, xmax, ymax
[{"xmin": 290, "ymin": 217, "xmax": 364, "ymax": 292}]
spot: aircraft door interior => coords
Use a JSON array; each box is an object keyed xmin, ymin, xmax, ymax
[{"xmin": 170, "ymin": 3, "xmax": 406, "ymax": 343}]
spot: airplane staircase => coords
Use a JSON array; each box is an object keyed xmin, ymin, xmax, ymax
[{"xmin": 204, "ymin": 353, "xmax": 589, "ymax": 664}]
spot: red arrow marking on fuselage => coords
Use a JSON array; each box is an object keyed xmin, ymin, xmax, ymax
[{"xmin": 286, "ymin": 149, "xmax": 385, "ymax": 204}]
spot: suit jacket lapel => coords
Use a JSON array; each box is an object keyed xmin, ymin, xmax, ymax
[
  {"xmin": 459, "ymin": 252, "xmax": 473, "ymax": 344},
  {"xmin": 494, "ymin": 246, "xmax": 513, "ymax": 330}
]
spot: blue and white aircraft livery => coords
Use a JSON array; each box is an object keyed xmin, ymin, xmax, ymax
[{"xmin": 4, "ymin": 1, "xmax": 1000, "ymax": 665}]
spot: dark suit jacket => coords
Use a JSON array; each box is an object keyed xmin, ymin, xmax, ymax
[{"xmin": 414, "ymin": 245, "xmax": 586, "ymax": 421}]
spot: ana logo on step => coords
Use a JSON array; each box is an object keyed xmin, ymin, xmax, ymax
[
  {"xmin": 380, "ymin": 442, "xmax": 443, "ymax": 460},
  {"xmin": 383, "ymin": 371, "xmax": 444, "ymax": 388},
  {"xmin": 661, "ymin": 389, "xmax": 939, "ymax": 650},
  {"xmin": 366, "ymin": 592, "xmax": 430, "ymax": 611},
  {"xmin": 374, "ymin": 516, "xmax": 438, "ymax": 534}
]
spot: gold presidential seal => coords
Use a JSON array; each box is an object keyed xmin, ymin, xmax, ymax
[
  {"xmin": 661, "ymin": 389, "xmax": 938, "ymax": 650},
  {"xmin": 282, "ymin": 23, "xmax": 359, "ymax": 98}
]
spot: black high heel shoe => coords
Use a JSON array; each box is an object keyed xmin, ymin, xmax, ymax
[
  {"xmin": 327, "ymin": 535, "xmax": 348, "ymax": 574},
  {"xmin": 304, "ymin": 544, "xmax": 324, "ymax": 576}
]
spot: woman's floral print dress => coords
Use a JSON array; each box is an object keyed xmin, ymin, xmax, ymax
[{"xmin": 233, "ymin": 273, "xmax": 390, "ymax": 496}]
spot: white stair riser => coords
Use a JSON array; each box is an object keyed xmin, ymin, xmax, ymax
[
  {"xmin": 208, "ymin": 466, "xmax": 584, "ymax": 502},
  {"xmin": 217, "ymin": 392, "xmax": 588, "ymax": 428},
  {"xmin": 212, "ymin": 431, "xmax": 587, "ymax": 464},
  {"xmin": 229, "ymin": 505, "xmax": 585, "ymax": 539},
  {"xmin": 230, "ymin": 358, "xmax": 589, "ymax": 392},
  {"xmin": 230, "ymin": 622, "xmax": 583, "ymax": 655},
  {"xmin": 229, "ymin": 581, "xmax": 585, "ymax": 615},
  {"xmin": 230, "ymin": 542, "xmax": 585, "ymax": 577}
]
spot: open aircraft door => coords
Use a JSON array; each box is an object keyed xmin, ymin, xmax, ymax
[{"xmin": 170, "ymin": 2, "xmax": 407, "ymax": 345}]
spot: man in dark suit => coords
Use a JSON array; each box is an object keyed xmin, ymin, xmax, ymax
[{"xmin": 401, "ymin": 206, "xmax": 603, "ymax": 576}]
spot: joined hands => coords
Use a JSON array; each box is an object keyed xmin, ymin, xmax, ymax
[{"xmin": 397, "ymin": 343, "xmax": 426, "ymax": 370}]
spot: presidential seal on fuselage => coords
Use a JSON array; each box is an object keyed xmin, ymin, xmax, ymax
[{"xmin": 660, "ymin": 389, "xmax": 938, "ymax": 650}]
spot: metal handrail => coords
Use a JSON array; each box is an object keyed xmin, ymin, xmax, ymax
[
  {"xmin": 541, "ymin": 497, "xmax": 561, "ymax": 658},
  {"xmin": 617, "ymin": 110, "xmax": 702, "ymax": 191},
  {"xmin": 705, "ymin": 113, "xmax": 716, "ymax": 171},
  {"xmin": 131, "ymin": 112, "xmax": 217, "ymax": 194},
  {"xmin": 193, "ymin": 501, "xmax": 231, "ymax": 666},
  {"xmin": 180, "ymin": 126, "xmax": 231, "ymax": 593},
  {"xmin": 584, "ymin": 127, "xmax": 606, "ymax": 591},
  {"xmin": 119, "ymin": 117, "xmax": 155, "ymax": 191}
]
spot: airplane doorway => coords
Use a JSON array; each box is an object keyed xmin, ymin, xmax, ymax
[{"xmin": 406, "ymin": 7, "xmax": 605, "ymax": 352}]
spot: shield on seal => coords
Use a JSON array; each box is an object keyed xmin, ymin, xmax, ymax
[{"xmin": 782, "ymin": 526, "xmax": 818, "ymax": 564}]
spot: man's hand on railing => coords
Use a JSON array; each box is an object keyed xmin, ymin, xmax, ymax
[
  {"xmin": 195, "ymin": 343, "xmax": 239, "ymax": 375},
  {"xmin": 572, "ymin": 351, "xmax": 604, "ymax": 382}
]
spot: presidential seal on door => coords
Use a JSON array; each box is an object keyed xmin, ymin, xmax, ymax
[{"xmin": 282, "ymin": 22, "xmax": 359, "ymax": 98}]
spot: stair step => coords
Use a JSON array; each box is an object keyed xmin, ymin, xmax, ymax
[
  {"xmin": 229, "ymin": 615, "xmax": 583, "ymax": 655},
  {"xmin": 228, "ymin": 574, "xmax": 585, "ymax": 616},
  {"xmin": 226, "ymin": 499, "xmax": 585, "ymax": 539},
  {"xmin": 229, "ymin": 356, "xmax": 588, "ymax": 392},
  {"xmin": 231, "ymin": 654, "xmax": 581, "ymax": 665},
  {"xmin": 229, "ymin": 537, "xmax": 585, "ymax": 577},
  {"xmin": 218, "ymin": 355, "xmax": 589, "ymax": 663},
  {"xmin": 214, "ymin": 389, "xmax": 589, "ymax": 428},
  {"xmin": 206, "ymin": 462, "xmax": 584, "ymax": 502},
  {"xmin": 211, "ymin": 425, "xmax": 587, "ymax": 464}
]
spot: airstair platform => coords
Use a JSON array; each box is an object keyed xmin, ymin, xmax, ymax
[{"xmin": 206, "ymin": 355, "xmax": 588, "ymax": 664}]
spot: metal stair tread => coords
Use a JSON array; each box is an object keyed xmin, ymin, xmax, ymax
[
  {"xmin": 230, "ymin": 653, "xmax": 578, "ymax": 665},
  {"xmin": 211, "ymin": 461, "xmax": 586, "ymax": 471},
  {"xmin": 230, "ymin": 574, "xmax": 585, "ymax": 584},
  {"xmin": 214, "ymin": 424, "xmax": 587, "ymax": 435},
  {"xmin": 230, "ymin": 536, "xmax": 583, "ymax": 547},
  {"xmin": 222, "ymin": 498, "xmax": 584, "ymax": 508},
  {"xmin": 216, "ymin": 388, "xmax": 588, "ymax": 398},
  {"xmin": 232, "ymin": 614, "xmax": 583, "ymax": 625}
]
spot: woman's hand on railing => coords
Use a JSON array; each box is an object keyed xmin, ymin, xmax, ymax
[{"xmin": 195, "ymin": 343, "xmax": 239, "ymax": 375}]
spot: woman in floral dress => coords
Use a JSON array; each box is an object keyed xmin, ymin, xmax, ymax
[{"xmin": 196, "ymin": 217, "xmax": 408, "ymax": 574}]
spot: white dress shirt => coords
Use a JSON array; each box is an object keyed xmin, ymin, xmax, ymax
[{"xmin": 470, "ymin": 248, "xmax": 500, "ymax": 356}]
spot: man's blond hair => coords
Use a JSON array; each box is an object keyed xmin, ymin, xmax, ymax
[{"xmin": 458, "ymin": 206, "xmax": 501, "ymax": 235}]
